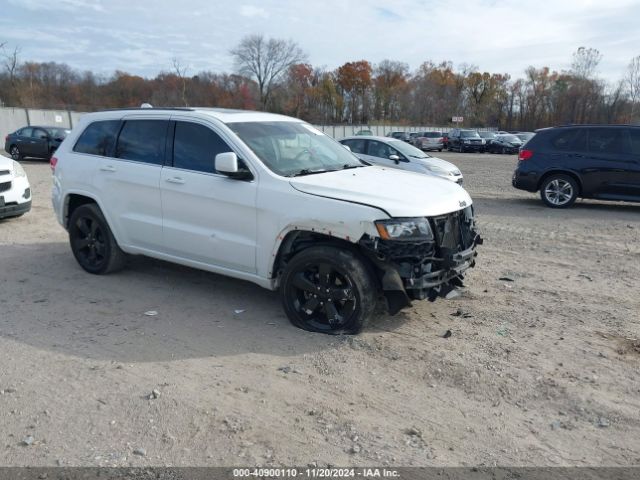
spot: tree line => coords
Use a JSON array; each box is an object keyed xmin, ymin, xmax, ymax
[{"xmin": 1, "ymin": 37, "xmax": 639, "ymax": 130}]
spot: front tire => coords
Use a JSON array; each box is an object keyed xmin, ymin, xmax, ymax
[
  {"xmin": 540, "ymin": 174, "xmax": 578, "ymax": 208},
  {"xmin": 68, "ymin": 204, "xmax": 126, "ymax": 274},
  {"xmin": 280, "ymin": 246, "xmax": 377, "ymax": 334}
]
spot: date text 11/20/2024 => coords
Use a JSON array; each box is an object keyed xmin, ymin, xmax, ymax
[{"xmin": 232, "ymin": 468, "xmax": 400, "ymax": 478}]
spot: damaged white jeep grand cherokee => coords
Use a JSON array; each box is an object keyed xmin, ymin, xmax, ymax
[{"xmin": 51, "ymin": 108, "xmax": 481, "ymax": 334}]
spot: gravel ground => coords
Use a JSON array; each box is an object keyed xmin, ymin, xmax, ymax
[{"xmin": 0, "ymin": 151, "xmax": 638, "ymax": 467}]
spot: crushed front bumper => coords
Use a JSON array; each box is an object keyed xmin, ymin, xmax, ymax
[{"xmin": 359, "ymin": 207, "xmax": 483, "ymax": 314}]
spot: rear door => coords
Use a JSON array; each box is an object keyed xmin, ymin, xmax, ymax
[
  {"xmin": 95, "ymin": 117, "xmax": 167, "ymax": 251},
  {"xmin": 160, "ymin": 119, "xmax": 258, "ymax": 273},
  {"xmin": 584, "ymin": 127, "xmax": 636, "ymax": 199},
  {"xmin": 625, "ymin": 128, "xmax": 640, "ymax": 198},
  {"xmin": 340, "ymin": 138, "xmax": 367, "ymax": 161}
]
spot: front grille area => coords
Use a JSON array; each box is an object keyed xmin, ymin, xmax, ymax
[
  {"xmin": 0, "ymin": 181, "xmax": 11, "ymax": 193},
  {"xmin": 431, "ymin": 207, "xmax": 476, "ymax": 252}
]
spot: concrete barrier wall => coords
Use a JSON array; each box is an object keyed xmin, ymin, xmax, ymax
[
  {"xmin": 1, "ymin": 106, "xmax": 489, "ymax": 149},
  {"xmin": 0, "ymin": 107, "xmax": 85, "ymax": 148}
]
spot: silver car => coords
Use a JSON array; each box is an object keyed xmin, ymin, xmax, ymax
[
  {"xmin": 340, "ymin": 135, "xmax": 463, "ymax": 184},
  {"xmin": 413, "ymin": 131, "xmax": 445, "ymax": 151}
]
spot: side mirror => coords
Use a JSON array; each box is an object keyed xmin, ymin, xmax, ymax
[
  {"xmin": 389, "ymin": 154, "xmax": 400, "ymax": 164},
  {"xmin": 215, "ymin": 152, "xmax": 253, "ymax": 180},
  {"xmin": 216, "ymin": 152, "xmax": 238, "ymax": 174},
  {"xmin": 342, "ymin": 144, "xmax": 351, "ymax": 152}
]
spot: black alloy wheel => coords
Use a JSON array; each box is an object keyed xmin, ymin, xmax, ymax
[
  {"xmin": 68, "ymin": 204, "xmax": 126, "ymax": 274},
  {"xmin": 281, "ymin": 246, "xmax": 376, "ymax": 334},
  {"xmin": 10, "ymin": 145, "xmax": 22, "ymax": 160}
]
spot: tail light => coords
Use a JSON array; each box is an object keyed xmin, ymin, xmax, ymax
[
  {"xmin": 438, "ymin": 138, "xmax": 443, "ymax": 143},
  {"xmin": 4, "ymin": 135, "xmax": 8, "ymax": 142},
  {"xmin": 50, "ymin": 156, "xmax": 58, "ymax": 172},
  {"xmin": 518, "ymin": 149, "xmax": 533, "ymax": 161}
]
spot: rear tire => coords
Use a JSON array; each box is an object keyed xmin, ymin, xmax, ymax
[
  {"xmin": 280, "ymin": 246, "xmax": 377, "ymax": 335},
  {"xmin": 540, "ymin": 174, "xmax": 578, "ymax": 208},
  {"xmin": 68, "ymin": 203, "xmax": 126, "ymax": 274}
]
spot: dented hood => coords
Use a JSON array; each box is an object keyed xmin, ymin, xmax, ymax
[{"xmin": 289, "ymin": 166, "xmax": 472, "ymax": 217}]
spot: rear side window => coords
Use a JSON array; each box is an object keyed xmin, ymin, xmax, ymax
[
  {"xmin": 74, "ymin": 120, "xmax": 120, "ymax": 157},
  {"xmin": 173, "ymin": 122, "xmax": 232, "ymax": 173},
  {"xmin": 115, "ymin": 120, "xmax": 168, "ymax": 165},
  {"xmin": 19, "ymin": 127, "xmax": 33, "ymax": 137},
  {"xmin": 342, "ymin": 139, "xmax": 366, "ymax": 154},
  {"xmin": 549, "ymin": 129, "xmax": 587, "ymax": 151},
  {"xmin": 629, "ymin": 129, "xmax": 640, "ymax": 156},
  {"xmin": 587, "ymin": 128, "xmax": 630, "ymax": 155}
]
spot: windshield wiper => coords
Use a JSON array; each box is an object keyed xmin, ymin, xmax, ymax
[
  {"xmin": 341, "ymin": 164, "xmax": 366, "ymax": 170},
  {"xmin": 288, "ymin": 168, "xmax": 332, "ymax": 177}
]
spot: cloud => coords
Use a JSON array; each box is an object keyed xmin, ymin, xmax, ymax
[
  {"xmin": 1, "ymin": 0, "xmax": 638, "ymax": 83},
  {"xmin": 239, "ymin": 5, "xmax": 269, "ymax": 18},
  {"xmin": 8, "ymin": 0, "xmax": 104, "ymax": 12}
]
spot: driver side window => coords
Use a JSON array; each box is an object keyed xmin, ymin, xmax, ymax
[{"xmin": 368, "ymin": 140, "xmax": 396, "ymax": 159}]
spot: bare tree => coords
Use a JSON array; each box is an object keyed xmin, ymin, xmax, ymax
[
  {"xmin": 1, "ymin": 43, "xmax": 21, "ymax": 104},
  {"xmin": 231, "ymin": 34, "xmax": 307, "ymax": 109},
  {"xmin": 626, "ymin": 56, "xmax": 640, "ymax": 121},
  {"xmin": 571, "ymin": 47, "xmax": 602, "ymax": 79},
  {"xmin": 172, "ymin": 57, "xmax": 189, "ymax": 107}
]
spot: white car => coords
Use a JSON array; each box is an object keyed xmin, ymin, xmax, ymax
[
  {"xmin": 51, "ymin": 108, "xmax": 481, "ymax": 334},
  {"xmin": 0, "ymin": 156, "xmax": 31, "ymax": 219},
  {"xmin": 339, "ymin": 136, "xmax": 463, "ymax": 184}
]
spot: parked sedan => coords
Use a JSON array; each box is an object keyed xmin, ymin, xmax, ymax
[
  {"xmin": 0, "ymin": 156, "xmax": 32, "ymax": 219},
  {"xmin": 486, "ymin": 134, "xmax": 524, "ymax": 154},
  {"xmin": 386, "ymin": 131, "xmax": 411, "ymax": 142},
  {"xmin": 339, "ymin": 136, "xmax": 463, "ymax": 184},
  {"xmin": 414, "ymin": 131, "xmax": 445, "ymax": 151},
  {"xmin": 514, "ymin": 132, "xmax": 535, "ymax": 144},
  {"xmin": 4, "ymin": 125, "xmax": 70, "ymax": 161}
]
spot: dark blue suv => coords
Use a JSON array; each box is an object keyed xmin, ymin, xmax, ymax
[{"xmin": 512, "ymin": 125, "xmax": 640, "ymax": 208}]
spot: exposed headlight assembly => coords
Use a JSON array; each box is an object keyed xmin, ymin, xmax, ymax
[
  {"xmin": 375, "ymin": 218, "xmax": 434, "ymax": 241},
  {"xmin": 13, "ymin": 161, "xmax": 27, "ymax": 178}
]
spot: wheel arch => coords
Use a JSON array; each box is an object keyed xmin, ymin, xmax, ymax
[
  {"xmin": 536, "ymin": 170, "xmax": 583, "ymax": 194},
  {"xmin": 270, "ymin": 229, "xmax": 376, "ymax": 288}
]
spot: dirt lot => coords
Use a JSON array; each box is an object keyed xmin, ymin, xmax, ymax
[{"xmin": 0, "ymin": 151, "xmax": 639, "ymax": 467}]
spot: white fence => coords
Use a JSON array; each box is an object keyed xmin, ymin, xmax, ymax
[{"xmin": 1, "ymin": 106, "xmax": 474, "ymax": 146}]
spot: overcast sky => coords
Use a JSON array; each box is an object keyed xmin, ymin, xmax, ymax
[{"xmin": 2, "ymin": 0, "xmax": 639, "ymax": 83}]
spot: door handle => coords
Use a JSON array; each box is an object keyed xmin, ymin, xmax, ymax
[
  {"xmin": 100, "ymin": 165, "xmax": 116, "ymax": 172},
  {"xmin": 165, "ymin": 177, "xmax": 185, "ymax": 184}
]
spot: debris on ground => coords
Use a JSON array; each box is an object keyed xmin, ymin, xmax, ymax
[
  {"xmin": 578, "ymin": 274, "xmax": 593, "ymax": 281},
  {"xmin": 148, "ymin": 389, "xmax": 161, "ymax": 400},
  {"xmin": 498, "ymin": 276, "xmax": 515, "ymax": 282},
  {"xmin": 143, "ymin": 311, "xmax": 158, "ymax": 316},
  {"xmin": 442, "ymin": 330, "xmax": 452, "ymax": 339},
  {"xmin": 22, "ymin": 436, "xmax": 34, "ymax": 446},
  {"xmin": 133, "ymin": 448, "xmax": 147, "ymax": 456},
  {"xmin": 234, "ymin": 309, "xmax": 246, "ymax": 314}
]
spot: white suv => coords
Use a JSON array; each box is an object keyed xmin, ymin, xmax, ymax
[
  {"xmin": 0, "ymin": 156, "xmax": 31, "ymax": 219},
  {"xmin": 51, "ymin": 108, "xmax": 481, "ymax": 334}
]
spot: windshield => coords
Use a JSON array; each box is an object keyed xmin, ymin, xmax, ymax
[
  {"xmin": 45, "ymin": 127, "xmax": 70, "ymax": 138},
  {"xmin": 460, "ymin": 130, "xmax": 480, "ymax": 138},
  {"xmin": 388, "ymin": 139, "xmax": 430, "ymax": 158},
  {"xmin": 478, "ymin": 131, "xmax": 496, "ymax": 138},
  {"xmin": 228, "ymin": 121, "xmax": 364, "ymax": 177},
  {"xmin": 499, "ymin": 134, "xmax": 520, "ymax": 142}
]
